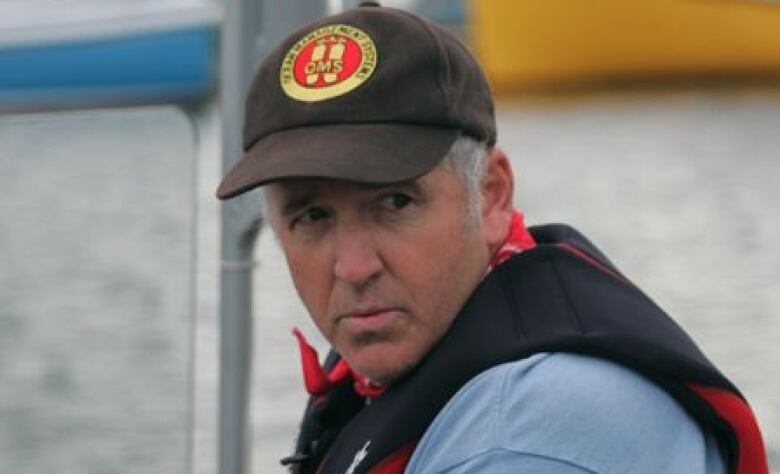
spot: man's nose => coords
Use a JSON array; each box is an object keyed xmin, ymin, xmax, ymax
[{"xmin": 332, "ymin": 227, "xmax": 384, "ymax": 287}]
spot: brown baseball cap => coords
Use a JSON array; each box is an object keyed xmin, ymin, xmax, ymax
[{"xmin": 217, "ymin": 1, "xmax": 495, "ymax": 200}]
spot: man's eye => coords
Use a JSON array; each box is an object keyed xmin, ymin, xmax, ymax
[
  {"xmin": 293, "ymin": 207, "xmax": 329, "ymax": 226},
  {"xmin": 381, "ymin": 193, "xmax": 413, "ymax": 210}
]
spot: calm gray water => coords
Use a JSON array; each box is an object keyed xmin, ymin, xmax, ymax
[
  {"xmin": 1, "ymin": 90, "xmax": 779, "ymax": 473},
  {"xmin": 0, "ymin": 108, "xmax": 196, "ymax": 473}
]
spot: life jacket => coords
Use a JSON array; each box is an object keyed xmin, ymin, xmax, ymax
[{"xmin": 282, "ymin": 224, "xmax": 768, "ymax": 474}]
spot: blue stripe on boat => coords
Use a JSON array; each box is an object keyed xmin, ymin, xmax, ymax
[{"xmin": 0, "ymin": 25, "xmax": 217, "ymax": 108}]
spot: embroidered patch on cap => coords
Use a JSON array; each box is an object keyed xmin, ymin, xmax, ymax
[{"xmin": 280, "ymin": 24, "xmax": 378, "ymax": 102}]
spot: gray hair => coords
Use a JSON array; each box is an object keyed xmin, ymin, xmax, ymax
[{"xmin": 440, "ymin": 135, "xmax": 489, "ymax": 224}]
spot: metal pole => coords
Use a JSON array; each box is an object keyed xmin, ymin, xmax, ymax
[
  {"xmin": 218, "ymin": 1, "xmax": 259, "ymax": 473},
  {"xmin": 341, "ymin": 0, "xmax": 362, "ymax": 10},
  {"xmin": 218, "ymin": 1, "xmax": 326, "ymax": 473},
  {"xmin": 218, "ymin": 206, "xmax": 260, "ymax": 474}
]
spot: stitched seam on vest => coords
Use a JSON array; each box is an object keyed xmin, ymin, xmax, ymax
[
  {"xmin": 501, "ymin": 277, "xmax": 527, "ymax": 339},
  {"xmin": 549, "ymin": 258, "xmax": 586, "ymax": 334}
]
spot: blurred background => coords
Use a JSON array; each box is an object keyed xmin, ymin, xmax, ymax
[{"xmin": 1, "ymin": 0, "xmax": 779, "ymax": 473}]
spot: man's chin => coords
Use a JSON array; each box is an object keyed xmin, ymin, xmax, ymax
[{"xmin": 346, "ymin": 346, "xmax": 419, "ymax": 386}]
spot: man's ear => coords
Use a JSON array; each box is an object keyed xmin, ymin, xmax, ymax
[{"xmin": 480, "ymin": 148, "xmax": 514, "ymax": 251}]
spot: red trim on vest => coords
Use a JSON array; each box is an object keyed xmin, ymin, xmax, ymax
[
  {"xmin": 293, "ymin": 328, "xmax": 387, "ymax": 398},
  {"xmin": 557, "ymin": 242, "xmax": 632, "ymax": 286},
  {"xmin": 367, "ymin": 441, "xmax": 417, "ymax": 474},
  {"xmin": 293, "ymin": 328, "xmax": 351, "ymax": 395},
  {"xmin": 688, "ymin": 384, "xmax": 769, "ymax": 474},
  {"xmin": 488, "ymin": 210, "xmax": 536, "ymax": 270},
  {"xmin": 352, "ymin": 372, "xmax": 387, "ymax": 399}
]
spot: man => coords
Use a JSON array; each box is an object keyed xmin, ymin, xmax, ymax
[{"xmin": 217, "ymin": 3, "xmax": 768, "ymax": 473}]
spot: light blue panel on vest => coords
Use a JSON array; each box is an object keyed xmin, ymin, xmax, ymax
[{"xmin": 0, "ymin": 26, "xmax": 217, "ymax": 109}]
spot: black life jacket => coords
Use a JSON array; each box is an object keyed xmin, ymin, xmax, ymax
[{"xmin": 283, "ymin": 224, "xmax": 768, "ymax": 474}]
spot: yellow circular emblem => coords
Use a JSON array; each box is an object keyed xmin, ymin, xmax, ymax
[{"xmin": 280, "ymin": 24, "xmax": 378, "ymax": 102}]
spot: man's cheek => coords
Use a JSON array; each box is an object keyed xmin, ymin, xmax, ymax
[{"xmin": 291, "ymin": 274, "xmax": 327, "ymax": 325}]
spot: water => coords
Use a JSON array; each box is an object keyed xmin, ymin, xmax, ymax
[
  {"xmin": 0, "ymin": 107, "xmax": 196, "ymax": 474},
  {"xmin": 1, "ymin": 89, "xmax": 779, "ymax": 473}
]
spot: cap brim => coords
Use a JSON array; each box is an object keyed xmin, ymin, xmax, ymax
[{"xmin": 216, "ymin": 123, "xmax": 461, "ymax": 200}]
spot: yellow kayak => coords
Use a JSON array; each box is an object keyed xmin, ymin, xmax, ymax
[{"xmin": 468, "ymin": 0, "xmax": 780, "ymax": 91}]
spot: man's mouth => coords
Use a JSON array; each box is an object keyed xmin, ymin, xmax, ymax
[
  {"xmin": 353, "ymin": 308, "xmax": 392, "ymax": 318},
  {"xmin": 338, "ymin": 307, "xmax": 401, "ymax": 332}
]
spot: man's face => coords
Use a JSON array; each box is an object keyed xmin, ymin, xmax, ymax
[{"xmin": 265, "ymin": 164, "xmax": 493, "ymax": 384}]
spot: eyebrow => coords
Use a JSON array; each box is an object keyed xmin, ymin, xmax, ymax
[
  {"xmin": 274, "ymin": 178, "xmax": 424, "ymax": 218},
  {"xmin": 278, "ymin": 191, "xmax": 317, "ymax": 219}
]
